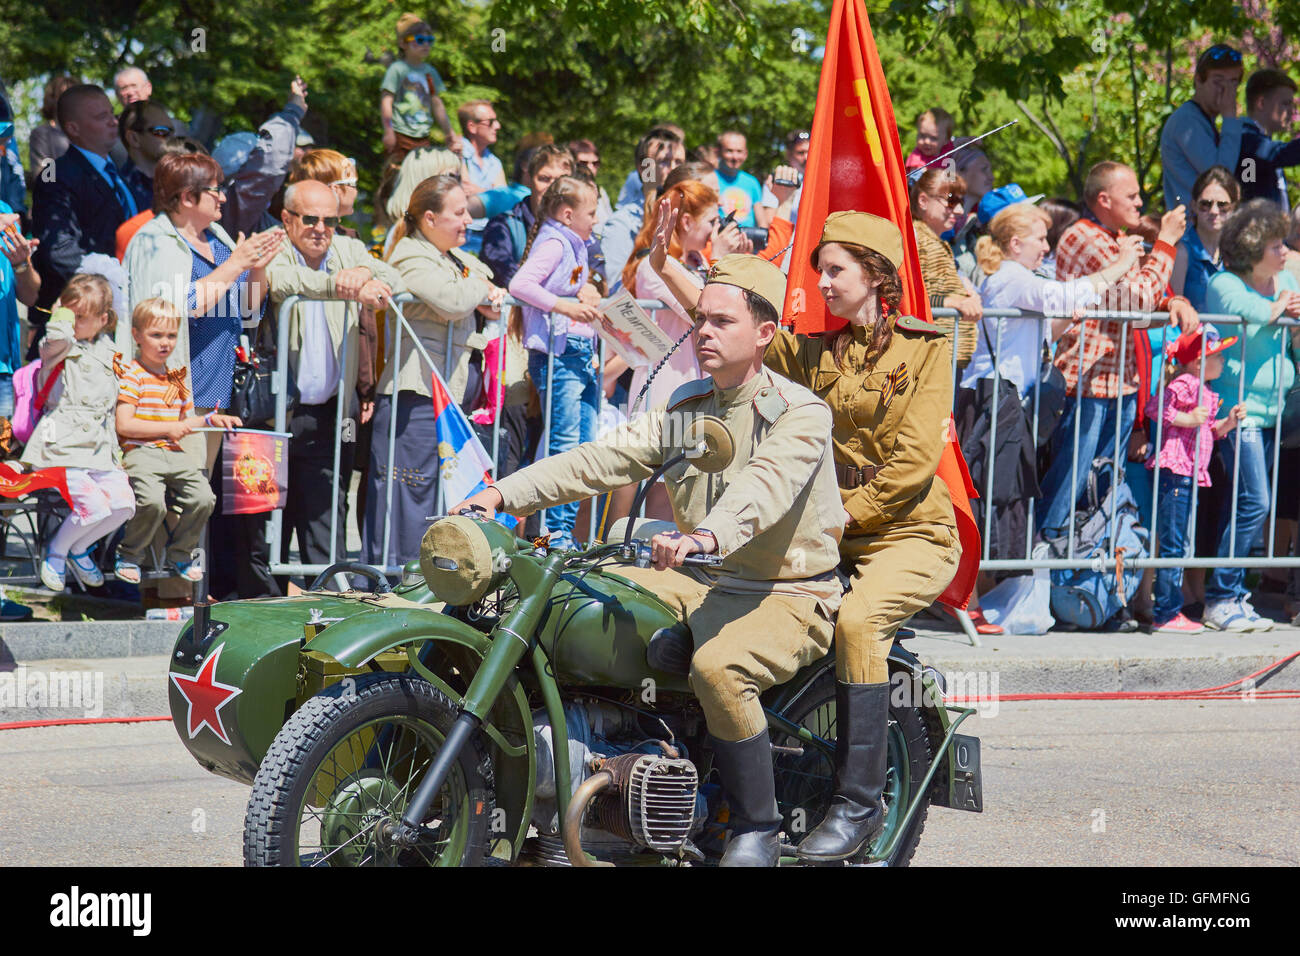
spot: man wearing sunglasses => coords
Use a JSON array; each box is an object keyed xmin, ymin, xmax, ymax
[
  {"xmin": 1160, "ymin": 43, "xmax": 1244, "ymax": 214},
  {"xmin": 118, "ymin": 99, "xmax": 175, "ymax": 213},
  {"xmin": 457, "ymin": 99, "xmax": 506, "ymax": 254},
  {"xmin": 269, "ymin": 179, "xmax": 404, "ymax": 576}
]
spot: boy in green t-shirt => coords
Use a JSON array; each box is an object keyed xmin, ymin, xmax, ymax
[{"xmin": 378, "ymin": 12, "xmax": 460, "ymax": 218}]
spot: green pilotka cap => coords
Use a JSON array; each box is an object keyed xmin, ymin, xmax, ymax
[
  {"xmin": 817, "ymin": 210, "xmax": 905, "ymax": 268},
  {"xmin": 704, "ymin": 254, "xmax": 788, "ymax": 314}
]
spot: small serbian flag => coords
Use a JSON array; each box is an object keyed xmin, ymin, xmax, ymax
[
  {"xmin": 431, "ymin": 370, "xmax": 516, "ymax": 529},
  {"xmin": 221, "ymin": 429, "xmax": 289, "ymax": 515}
]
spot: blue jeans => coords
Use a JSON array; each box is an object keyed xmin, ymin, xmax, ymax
[
  {"xmin": 1037, "ymin": 393, "xmax": 1137, "ymax": 538},
  {"xmin": 1153, "ymin": 471, "xmax": 1193, "ymax": 624},
  {"xmin": 0, "ymin": 373, "xmax": 13, "ymax": 419},
  {"xmin": 1206, "ymin": 426, "xmax": 1272, "ymax": 604},
  {"xmin": 528, "ymin": 337, "xmax": 600, "ymax": 546}
]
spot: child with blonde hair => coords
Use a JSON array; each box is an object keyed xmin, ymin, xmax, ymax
[
  {"xmin": 22, "ymin": 275, "xmax": 135, "ymax": 591},
  {"xmin": 114, "ymin": 298, "xmax": 241, "ymax": 584},
  {"xmin": 905, "ymin": 107, "xmax": 956, "ymax": 173}
]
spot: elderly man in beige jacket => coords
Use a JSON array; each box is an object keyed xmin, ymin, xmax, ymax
[{"xmin": 268, "ymin": 179, "xmax": 403, "ymax": 575}]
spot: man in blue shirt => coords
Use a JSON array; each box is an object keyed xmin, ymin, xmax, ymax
[
  {"xmin": 458, "ymin": 99, "xmax": 506, "ymax": 255},
  {"xmin": 1227, "ymin": 69, "xmax": 1300, "ymax": 211},
  {"xmin": 1159, "ymin": 44, "xmax": 1244, "ymax": 212},
  {"xmin": 715, "ymin": 130, "xmax": 763, "ymax": 228}
]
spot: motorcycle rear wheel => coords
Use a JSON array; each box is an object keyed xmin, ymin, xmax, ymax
[
  {"xmin": 244, "ymin": 674, "xmax": 493, "ymax": 867},
  {"xmin": 772, "ymin": 668, "xmax": 932, "ymax": 867}
]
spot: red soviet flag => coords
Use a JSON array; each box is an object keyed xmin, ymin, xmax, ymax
[{"xmin": 785, "ymin": 0, "xmax": 979, "ymax": 609}]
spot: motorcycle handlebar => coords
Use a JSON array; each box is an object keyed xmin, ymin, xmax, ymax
[{"xmin": 624, "ymin": 540, "xmax": 723, "ymax": 569}]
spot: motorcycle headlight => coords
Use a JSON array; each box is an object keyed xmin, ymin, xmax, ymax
[{"xmin": 420, "ymin": 516, "xmax": 502, "ymax": 605}]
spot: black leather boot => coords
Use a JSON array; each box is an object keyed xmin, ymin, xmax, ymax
[
  {"xmin": 710, "ymin": 730, "xmax": 782, "ymax": 867},
  {"xmin": 796, "ymin": 680, "xmax": 889, "ymax": 862}
]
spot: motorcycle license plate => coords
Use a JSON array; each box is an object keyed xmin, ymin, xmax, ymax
[{"xmin": 950, "ymin": 734, "xmax": 983, "ymax": 812}]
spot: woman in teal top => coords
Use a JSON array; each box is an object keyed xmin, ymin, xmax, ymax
[{"xmin": 1201, "ymin": 199, "xmax": 1298, "ymax": 632}]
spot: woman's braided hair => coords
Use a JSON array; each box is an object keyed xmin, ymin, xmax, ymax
[{"xmin": 506, "ymin": 175, "xmax": 598, "ymax": 341}]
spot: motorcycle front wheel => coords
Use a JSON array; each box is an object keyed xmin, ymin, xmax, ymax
[
  {"xmin": 771, "ymin": 667, "xmax": 932, "ymax": 867},
  {"xmin": 244, "ymin": 674, "xmax": 493, "ymax": 867}
]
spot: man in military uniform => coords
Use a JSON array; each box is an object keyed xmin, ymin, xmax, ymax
[{"xmin": 452, "ymin": 254, "xmax": 846, "ymax": 867}]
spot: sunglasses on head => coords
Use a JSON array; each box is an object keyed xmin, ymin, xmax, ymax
[
  {"xmin": 1203, "ymin": 44, "xmax": 1242, "ymax": 65},
  {"xmin": 405, "ymin": 34, "xmax": 434, "ymax": 45},
  {"xmin": 287, "ymin": 210, "xmax": 340, "ymax": 228}
]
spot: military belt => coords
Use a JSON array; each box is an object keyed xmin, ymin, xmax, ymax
[{"xmin": 835, "ymin": 462, "xmax": 879, "ymax": 489}]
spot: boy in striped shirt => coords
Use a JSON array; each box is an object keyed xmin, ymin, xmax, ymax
[{"xmin": 113, "ymin": 298, "xmax": 241, "ymax": 584}]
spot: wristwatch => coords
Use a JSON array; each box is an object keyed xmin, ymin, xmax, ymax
[{"xmin": 12, "ymin": 259, "xmax": 28, "ymax": 274}]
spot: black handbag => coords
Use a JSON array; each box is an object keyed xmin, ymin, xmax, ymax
[
  {"xmin": 229, "ymin": 315, "xmax": 296, "ymax": 427},
  {"xmin": 1282, "ymin": 380, "xmax": 1300, "ymax": 450}
]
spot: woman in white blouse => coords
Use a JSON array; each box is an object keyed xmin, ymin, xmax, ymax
[{"xmin": 956, "ymin": 202, "xmax": 1138, "ymax": 618}]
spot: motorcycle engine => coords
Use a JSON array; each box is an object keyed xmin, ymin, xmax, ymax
[
  {"xmin": 587, "ymin": 752, "xmax": 699, "ymax": 853},
  {"xmin": 530, "ymin": 702, "xmax": 703, "ymax": 863}
]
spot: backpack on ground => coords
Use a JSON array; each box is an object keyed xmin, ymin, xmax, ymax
[
  {"xmin": 1045, "ymin": 457, "xmax": 1149, "ymax": 630},
  {"xmin": 12, "ymin": 358, "xmax": 64, "ymax": 444}
]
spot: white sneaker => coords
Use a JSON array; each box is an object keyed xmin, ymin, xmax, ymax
[
  {"xmin": 1203, "ymin": 600, "xmax": 1253, "ymax": 632},
  {"xmin": 39, "ymin": 558, "xmax": 66, "ymax": 593},
  {"xmin": 1237, "ymin": 598, "xmax": 1274, "ymax": 632}
]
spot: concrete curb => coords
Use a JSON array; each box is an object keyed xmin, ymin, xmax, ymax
[
  {"xmin": 0, "ymin": 620, "xmax": 184, "ymax": 663},
  {"xmin": 1, "ymin": 624, "xmax": 1297, "ymax": 721},
  {"xmin": 906, "ymin": 627, "xmax": 1300, "ymax": 695}
]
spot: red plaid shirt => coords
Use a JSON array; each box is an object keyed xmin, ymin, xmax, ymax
[{"xmin": 1053, "ymin": 218, "xmax": 1175, "ymax": 398}]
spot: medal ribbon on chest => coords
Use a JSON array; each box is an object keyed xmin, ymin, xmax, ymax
[{"xmin": 880, "ymin": 362, "xmax": 908, "ymax": 408}]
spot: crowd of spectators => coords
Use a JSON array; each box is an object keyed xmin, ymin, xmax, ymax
[{"xmin": 0, "ymin": 22, "xmax": 1296, "ymax": 634}]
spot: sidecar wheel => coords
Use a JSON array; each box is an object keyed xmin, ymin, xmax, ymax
[
  {"xmin": 771, "ymin": 668, "xmax": 932, "ymax": 867},
  {"xmin": 244, "ymin": 673, "xmax": 493, "ymax": 867}
]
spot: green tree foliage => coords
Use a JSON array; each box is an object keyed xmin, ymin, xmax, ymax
[{"xmin": 2, "ymin": 0, "xmax": 1296, "ymax": 213}]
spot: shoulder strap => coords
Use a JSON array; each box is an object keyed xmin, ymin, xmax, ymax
[
  {"xmin": 894, "ymin": 313, "xmax": 942, "ymax": 335},
  {"xmin": 34, "ymin": 359, "xmax": 65, "ymax": 412},
  {"xmin": 666, "ymin": 377, "xmax": 714, "ymax": 410},
  {"xmin": 979, "ymin": 316, "xmax": 998, "ymax": 367}
]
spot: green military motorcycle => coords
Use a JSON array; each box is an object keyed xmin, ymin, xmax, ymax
[{"xmin": 168, "ymin": 417, "xmax": 982, "ymax": 866}]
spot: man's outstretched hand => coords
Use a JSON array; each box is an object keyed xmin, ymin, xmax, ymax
[{"xmin": 448, "ymin": 486, "xmax": 504, "ymax": 518}]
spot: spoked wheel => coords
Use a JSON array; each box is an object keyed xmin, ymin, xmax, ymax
[
  {"xmin": 244, "ymin": 674, "xmax": 493, "ymax": 867},
  {"xmin": 772, "ymin": 667, "xmax": 932, "ymax": 866}
]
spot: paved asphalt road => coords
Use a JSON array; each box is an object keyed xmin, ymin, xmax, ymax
[{"xmin": 0, "ymin": 698, "xmax": 1296, "ymax": 867}]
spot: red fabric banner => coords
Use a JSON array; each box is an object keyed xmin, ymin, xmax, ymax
[
  {"xmin": 0, "ymin": 462, "xmax": 71, "ymax": 506},
  {"xmin": 786, "ymin": 0, "xmax": 980, "ymax": 609}
]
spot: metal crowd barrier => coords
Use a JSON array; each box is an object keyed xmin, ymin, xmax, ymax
[
  {"xmin": 265, "ymin": 294, "xmax": 1299, "ymax": 606},
  {"xmin": 267, "ymin": 292, "xmax": 668, "ymax": 582},
  {"xmin": 935, "ymin": 307, "xmax": 1300, "ymax": 573}
]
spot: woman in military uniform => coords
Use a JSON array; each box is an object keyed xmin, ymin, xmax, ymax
[
  {"xmin": 648, "ymin": 205, "xmax": 961, "ymax": 863},
  {"xmin": 763, "ymin": 211, "xmax": 961, "ymax": 862}
]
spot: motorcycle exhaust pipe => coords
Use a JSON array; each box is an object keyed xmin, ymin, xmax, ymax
[{"xmin": 562, "ymin": 771, "xmax": 614, "ymax": 868}]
